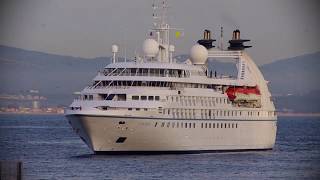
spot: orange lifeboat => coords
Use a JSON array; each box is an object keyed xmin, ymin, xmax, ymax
[{"xmin": 226, "ymin": 86, "xmax": 261, "ymax": 101}]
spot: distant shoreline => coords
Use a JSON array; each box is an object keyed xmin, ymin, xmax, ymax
[
  {"xmin": 0, "ymin": 112, "xmax": 64, "ymax": 115},
  {"xmin": 277, "ymin": 112, "xmax": 320, "ymax": 117}
]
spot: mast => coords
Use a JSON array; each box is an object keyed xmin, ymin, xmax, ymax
[
  {"xmin": 152, "ymin": 0, "xmax": 170, "ymax": 63},
  {"xmin": 220, "ymin": 26, "xmax": 224, "ymax": 50}
]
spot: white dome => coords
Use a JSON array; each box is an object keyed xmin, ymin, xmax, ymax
[
  {"xmin": 143, "ymin": 39, "xmax": 159, "ymax": 57},
  {"xmin": 190, "ymin": 44, "xmax": 208, "ymax": 64},
  {"xmin": 111, "ymin": 44, "xmax": 118, "ymax": 53}
]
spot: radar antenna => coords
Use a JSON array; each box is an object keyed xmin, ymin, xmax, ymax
[{"xmin": 148, "ymin": 0, "xmax": 183, "ymax": 63}]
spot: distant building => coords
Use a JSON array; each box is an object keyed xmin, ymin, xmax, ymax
[{"xmin": 32, "ymin": 100, "xmax": 40, "ymax": 109}]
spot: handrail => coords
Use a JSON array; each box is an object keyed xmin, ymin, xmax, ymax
[
  {"xmin": 208, "ymin": 50, "xmax": 242, "ymax": 58},
  {"xmin": 105, "ymin": 68, "xmax": 118, "ymax": 76},
  {"xmin": 117, "ymin": 68, "xmax": 127, "ymax": 76}
]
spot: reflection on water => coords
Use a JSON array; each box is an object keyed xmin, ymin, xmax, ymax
[{"xmin": 0, "ymin": 115, "xmax": 320, "ymax": 179}]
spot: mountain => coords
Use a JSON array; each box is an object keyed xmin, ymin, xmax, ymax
[
  {"xmin": 0, "ymin": 45, "xmax": 109, "ymax": 105},
  {"xmin": 273, "ymin": 90, "xmax": 320, "ymax": 113},
  {"xmin": 261, "ymin": 52, "xmax": 320, "ymax": 113},
  {"xmin": 261, "ymin": 52, "xmax": 320, "ymax": 95},
  {"xmin": 0, "ymin": 45, "xmax": 319, "ymax": 112}
]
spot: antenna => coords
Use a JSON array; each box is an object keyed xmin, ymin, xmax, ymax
[
  {"xmin": 124, "ymin": 32, "xmax": 127, "ymax": 62},
  {"xmin": 149, "ymin": 0, "xmax": 181, "ymax": 63},
  {"xmin": 161, "ymin": 0, "xmax": 168, "ymax": 24},
  {"xmin": 152, "ymin": 0, "xmax": 169, "ymax": 26},
  {"xmin": 220, "ymin": 26, "xmax": 224, "ymax": 50},
  {"xmin": 111, "ymin": 44, "xmax": 118, "ymax": 63}
]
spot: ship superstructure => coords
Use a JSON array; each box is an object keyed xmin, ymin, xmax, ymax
[{"xmin": 65, "ymin": 0, "xmax": 277, "ymax": 153}]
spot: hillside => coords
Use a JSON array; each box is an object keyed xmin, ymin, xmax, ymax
[
  {"xmin": 0, "ymin": 45, "xmax": 319, "ymax": 112},
  {"xmin": 0, "ymin": 45, "xmax": 109, "ymax": 105},
  {"xmin": 261, "ymin": 52, "xmax": 320, "ymax": 95}
]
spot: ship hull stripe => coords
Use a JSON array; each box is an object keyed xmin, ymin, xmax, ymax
[{"xmin": 66, "ymin": 114, "xmax": 276, "ymax": 122}]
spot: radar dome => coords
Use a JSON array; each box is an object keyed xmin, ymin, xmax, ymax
[
  {"xmin": 190, "ymin": 44, "xmax": 208, "ymax": 64},
  {"xmin": 111, "ymin": 44, "xmax": 118, "ymax": 53},
  {"xmin": 143, "ymin": 39, "xmax": 159, "ymax": 57}
]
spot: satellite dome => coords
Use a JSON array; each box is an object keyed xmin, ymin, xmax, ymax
[
  {"xmin": 143, "ymin": 39, "xmax": 159, "ymax": 57},
  {"xmin": 190, "ymin": 44, "xmax": 208, "ymax": 64},
  {"xmin": 111, "ymin": 44, "xmax": 118, "ymax": 53}
]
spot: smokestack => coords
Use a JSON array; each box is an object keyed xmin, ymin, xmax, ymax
[
  {"xmin": 197, "ymin": 29, "xmax": 216, "ymax": 49},
  {"xmin": 203, "ymin": 29, "xmax": 211, "ymax": 40},
  {"xmin": 228, "ymin": 29, "xmax": 251, "ymax": 50},
  {"xmin": 232, "ymin": 29, "xmax": 240, "ymax": 40}
]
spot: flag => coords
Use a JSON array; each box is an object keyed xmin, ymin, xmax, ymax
[{"xmin": 175, "ymin": 31, "xmax": 181, "ymax": 38}]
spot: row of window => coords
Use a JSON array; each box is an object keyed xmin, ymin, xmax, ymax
[
  {"xmin": 154, "ymin": 121, "xmax": 238, "ymax": 129},
  {"xmin": 93, "ymin": 106, "xmax": 275, "ymax": 118},
  {"xmin": 128, "ymin": 108, "xmax": 148, "ymax": 111},
  {"xmin": 83, "ymin": 95, "xmax": 94, "ymax": 100},
  {"xmin": 167, "ymin": 95, "xmax": 231, "ymax": 107},
  {"xmin": 93, "ymin": 81, "xmax": 173, "ymax": 88},
  {"xmin": 90, "ymin": 80, "xmax": 226, "ymax": 92},
  {"xmin": 132, "ymin": 95, "xmax": 160, "ymax": 101},
  {"xmin": 102, "ymin": 68, "xmax": 191, "ymax": 78},
  {"xmin": 92, "ymin": 104, "xmax": 276, "ymax": 118},
  {"xmin": 130, "ymin": 95, "xmax": 231, "ymax": 106},
  {"xmin": 201, "ymin": 122, "xmax": 238, "ymax": 129},
  {"xmin": 80, "ymin": 93, "xmax": 256, "ymax": 109},
  {"xmin": 163, "ymin": 108, "xmax": 275, "ymax": 118}
]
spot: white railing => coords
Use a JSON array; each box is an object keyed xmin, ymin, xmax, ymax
[
  {"xmin": 84, "ymin": 85, "xmax": 169, "ymax": 91},
  {"xmin": 100, "ymin": 68, "xmax": 189, "ymax": 78},
  {"xmin": 208, "ymin": 50, "xmax": 242, "ymax": 58}
]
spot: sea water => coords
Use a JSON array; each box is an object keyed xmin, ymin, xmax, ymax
[{"xmin": 0, "ymin": 114, "xmax": 319, "ymax": 179}]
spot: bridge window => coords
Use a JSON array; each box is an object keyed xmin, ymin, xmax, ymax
[{"xmin": 132, "ymin": 96, "xmax": 139, "ymax": 100}]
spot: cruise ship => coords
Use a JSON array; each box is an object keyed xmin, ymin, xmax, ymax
[{"xmin": 65, "ymin": 1, "xmax": 277, "ymax": 154}]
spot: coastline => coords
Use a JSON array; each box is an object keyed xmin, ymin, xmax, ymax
[
  {"xmin": 0, "ymin": 112, "xmax": 64, "ymax": 116},
  {"xmin": 277, "ymin": 112, "xmax": 320, "ymax": 117}
]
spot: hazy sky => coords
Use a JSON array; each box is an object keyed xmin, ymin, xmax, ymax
[{"xmin": 0, "ymin": 0, "xmax": 319, "ymax": 65}]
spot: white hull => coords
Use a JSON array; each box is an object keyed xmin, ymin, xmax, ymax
[{"xmin": 66, "ymin": 115, "xmax": 277, "ymax": 153}]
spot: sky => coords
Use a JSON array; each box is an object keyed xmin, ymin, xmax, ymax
[{"xmin": 0, "ymin": 0, "xmax": 319, "ymax": 65}]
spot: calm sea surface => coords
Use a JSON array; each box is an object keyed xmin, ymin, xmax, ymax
[{"xmin": 0, "ymin": 114, "xmax": 319, "ymax": 180}]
